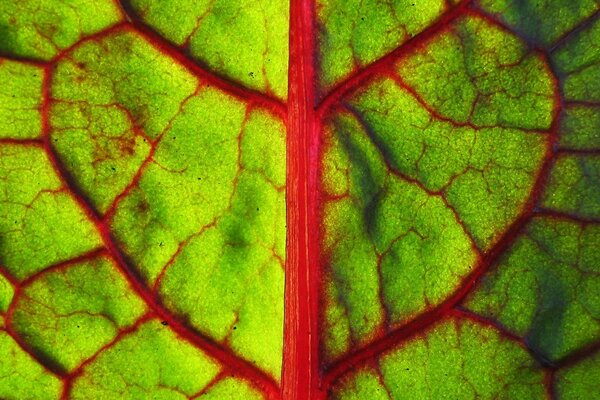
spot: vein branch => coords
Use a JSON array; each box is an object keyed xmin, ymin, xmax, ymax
[
  {"xmin": 115, "ymin": 0, "xmax": 287, "ymax": 118},
  {"xmin": 316, "ymin": 0, "xmax": 471, "ymax": 116}
]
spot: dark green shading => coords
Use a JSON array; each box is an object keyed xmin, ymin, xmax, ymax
[
  {"xmin": 466, "ymin": 217, "xmax": 600, "ymax": 362},
  {"xmin": 476, "ymin": 0, "xmax": 600, "ymax": 47}
]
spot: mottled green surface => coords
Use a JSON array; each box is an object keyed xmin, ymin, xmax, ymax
[
  {"xmin": 459, "ymin": 6, "xmax": 600, "ymax": 400},
  {"xmin": 542, "ymin": 155, "xmax": 600, "ymax": 219},
  {"xmin": 51, "ymin": 29, "xmax": 194, "ymax": 213},
  {"xmin": 108, "ymin": 98, "xmax": 286, "ymax": 377},
  {"xmin": 129, "ymin": 0, "xmax": 289, "ymax": 99},
  {"xmin": 552, "ymin": 14, "xmax": 600, "ymax": 103},
  {"xmin": 396, "ymin": 17, "xmax": 555, "ymax": 131},
  {"xmin": 316, "ymin": 0, "xmax": 447, "ymax": 91},
  {"xmin": 559, "ymin": 105, "xmax": 600, "ymax": 150},
  {"xmin": 0, "ymin": 60, "xmax": 43, "ymax": 139},
  {"xmin": 331, "ymin": 319, "xmax": 546, "ymax": 399}
]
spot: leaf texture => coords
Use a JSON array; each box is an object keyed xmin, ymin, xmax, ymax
[{"xmin": 0, "ymin": 0, "xmax": 599, "ymax": 399}]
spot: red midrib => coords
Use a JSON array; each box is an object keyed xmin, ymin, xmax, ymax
[{"xmin": 283, "ymin": 0, "xmax": 320, "ymax": 399}]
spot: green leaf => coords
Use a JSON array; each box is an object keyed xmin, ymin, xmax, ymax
[{"xmin": 0, "ymin": 1, "xmax": 599, "ymax": 399}]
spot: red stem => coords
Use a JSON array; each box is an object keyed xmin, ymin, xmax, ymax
[{"xmin": 283, "ymin": 0, "xmax": 321, "ymax": 399}]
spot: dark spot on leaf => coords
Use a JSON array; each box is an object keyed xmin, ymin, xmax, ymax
[{"xmin": 161, "ymin": 321, "xmax": 168, "ymax": 326}]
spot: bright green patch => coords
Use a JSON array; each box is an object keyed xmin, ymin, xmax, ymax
[
  {"xmin": 466, "ymin": 217, "xmax": 600, "ymax": 361},
  {"xmin": 200, "ymin": 377, "xmax": 264, "ymax": 399},
  {"xmin": 109, "ymin": 87, "xmax": 246, "ymax": 283},
  {"xmin": 391, "ymin": 15, "xmax": 553, "ymax": 247},
  {"xmin": 129, "ymin": 0, "xmax": 289, "ymax": 98},
  {"xmin": 396, "ymin": 16, "xmax": 555, "ymax": 130},
  {"xmin": 0, "ymin": 144, "xmax": 101, "ymax": 280},
  {"xmin": 70, "ymin": 320, "xmax": 222, "ymax": 399},
  {"xmin": 0, "ymin": 60, "xmax": 43, "ymax": 139},
  {"xmin": 348, "ymin": 75, "xmax": 548, "ymax": 248},
  {"xmin": 331, "ymin": 319, "xmax": 546, "ymax": 399},
  {"xmin": 0, "ymin": 274, "xmax": 13, "ymax": 314},
  {"xmin": 12, "ymin": 255, "xmax": 147, "ymax": 372},
  {"xmin": 0, "ymin": 0, "xmax": 122, "ymax": 60}
]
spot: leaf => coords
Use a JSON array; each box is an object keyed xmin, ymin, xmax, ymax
[{"xmin": 0, "ymin": 1, "xmax": 599, "ymax": 399}]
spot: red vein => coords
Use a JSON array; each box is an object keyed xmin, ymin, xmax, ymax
[
  {"xmin": 554, "ymin": 340, "xmax": 600, "ymax": 370},
  {"xmin": 19, "ymin": 248, "xmax": 105, "ymax": 288},
  {"xmin": 0, "ymin": 54, "xmax": 49, "ymax": 67},
  {"xmin": 549, "ymin": 7, "xmax": 600, "ymax": 52},
  {"xmin": 535, "ymin": 208, "xmax": 600, "ymax": 225},
  {"xmin": 39, "ymin": 65, "xmax": 281, "ymax": 399},
  {"xmin": 282, "ymin": 0, "xmax": 320, "ymax": 398},
  {"xmin": 0, "ymin": 138, "xmax": 43, "ymax": 146}
]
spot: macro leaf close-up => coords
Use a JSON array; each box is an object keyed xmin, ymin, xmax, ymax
[{"xmin": 0, "ymin": 0, "xmax": 599, "ymax": 399}]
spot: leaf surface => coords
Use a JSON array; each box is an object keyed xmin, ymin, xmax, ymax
[{"xmin": 0, "ymin": 1, "xmax": 599, "ymax": 399}]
